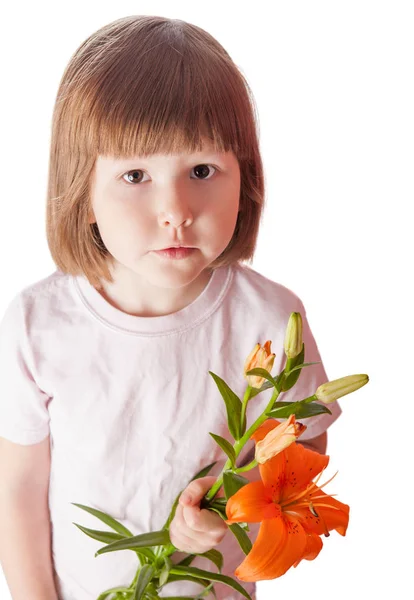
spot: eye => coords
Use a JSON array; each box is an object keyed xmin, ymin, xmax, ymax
[
  {"xmin": 191, "ymin": 164, "xmax": 217, "ymax": 180},
  {"xmin": 121, "ymin": 164, "xmax": 217, "ymax": 185}
]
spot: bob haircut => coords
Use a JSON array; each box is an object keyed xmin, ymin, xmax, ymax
[{"xmin": 46, "ymin": 15, "xmax": 265, "ymax": 290}]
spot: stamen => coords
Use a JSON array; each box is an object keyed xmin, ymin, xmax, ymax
[
  {"xmin": 320, "ymin": 512, "xmax": 330, "ymax": 537},
  {"xmin": 315, "ymin": 470, "xmax": 339, "ymax": 491},
  {"xmin": 312, "ymin": 502, "xmax": 342, "ymax": 510},
  {"xmin": 282, "ymin": 468, "xmax": 339, "ymax": 509},
  {"xmin": 305, "ymin": 493, "xmax": 339, "ymax": 500},
  {"xmin": 309, "ymin": 501, "xmax": 319, "ymax": 517},
  {"xmin": 288, "ymin": 501, "xmax": 342, "ymax": 511}
]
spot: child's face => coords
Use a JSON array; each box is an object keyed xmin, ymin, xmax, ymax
[{"xmin": 89, "ymin": 140, "xmax": 241, "ymax": 288}]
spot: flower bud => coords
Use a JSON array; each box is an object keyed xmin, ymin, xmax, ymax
[
  {"xmin": 244, "ymin": 340, "xmax": 276, "ymax": 389},
  {"xmin": 284, "ymin": 312, "xmax": 303, "ymax": 359},
  {"xmin": 315, "ymin": 374, "xmax": 369, "ymax": 404},
  {"xmin": 255, "ymin": 414, "xmax": 307, "ymax": 464}
]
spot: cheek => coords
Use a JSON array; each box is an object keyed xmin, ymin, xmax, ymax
[
  {"xmin": 94, "ymin": 203, "xmax": 152, "ymax": 249},
  {"xmin": 214, "ymin": 193, "xmax": 240, "ymax": 231},
  {"xmin": 200, "ymin": 204, "xmax": 239, "ymax": 253}
]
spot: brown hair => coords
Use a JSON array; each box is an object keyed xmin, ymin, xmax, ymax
[{"xmin": 46, "ymin": 15, "xmax": 265, "ymax": 289}]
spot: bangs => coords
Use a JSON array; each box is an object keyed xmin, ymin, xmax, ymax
[{"xmin": 72, "ymin": 17, "xmax": 253, "ymax": 160}]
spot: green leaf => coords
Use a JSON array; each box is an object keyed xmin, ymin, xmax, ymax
[
  {"xmin": 176, "ymin": 554, "xmax": 197, "ymax": 567},
  {"xmin": 208, "ymin": 371, "xmax": 242, "ymax": 440},
  {"xmin": 162, "ymin": 573, "xmax": 212, "ymax": 587},
  {"xmin": 227, "ymin": 522, "xmax": 253, "ymax": 555},
  {"xmin": 209, "ymin": 497, "xmax": 227, "ymax": 506},
  {"xmin": 245, "ymin": 367, "xmax": 276, "ymax": 386},
  {"xmin": 96, "ymin": 584, "xmax": 133, "ymax": 599},
  {"xmin": 246, "ymin": 379, "xmax": 274, "ymax": 398},
  {"xmin": 156, "ymin": 597, "xmax": 205, "ymax": 600},
  {"xmin": 135, "ymin": 547, "xmax": 158, "ymax": 562},
  {"xmin": 72, "ymin": 523, "xmax": 126, "ymax": 545},
  {"xmin": 281, "ymin": 344, "xmax": 305, "ymax": 391},
  {"xmin": 169, "ymin": 565, "xmax": 252, "ymax": 600},
  {"xmin": 95, "ymin": 529, "xmax": 171, "ymax": 557},
  {"xmin": 198, "ymin": 548, "xmax": 224, "ymax": 572},
  {"xmin": 174, "ymin": 548, "xmax": 223, "ymax": 573},
  {"xmin": 159, "ymin": 585, "xmax": 216, "ymax": 600},
  {"xmin": 201, "ymin": 504, "xmax": 227, "ymax": 522},
  {"xmin": 195, "ymin": 582, "xmax": 218, "ymax": 600},
  {"xmin": 267, "ymin": 401, "xmax": 332, "ymax": 419},
  {"xmin": 159, "ymin": 556, "xmax": 173, "ymax": 587},
  {"xmin": 209, "ymin": 433, "xmax": 236, "ymax": 467},
  {"xmin": 71, "ymin": 503, "xmax": 133, "ymax": 537},
  {"xmin": 284, "ymin": 361, "xmax": 321, "ymax": 375},
  {"xmin": 202, "ymin": 496, "xmax": 228, "ymax": 514},
  {"xmin": 191, "ymin": 461, "xmax": 218, "ymax": 479},
  {"xmin": 244, "ymin": 368, "xmax": 285, "ymax": 398},
  {"xmin": 222, "ymin": 470, "xmax": 250, "ymax": 500},
  {"xmin": 134, "ymin": 564, "xmax": 155, "ymax": 600}
]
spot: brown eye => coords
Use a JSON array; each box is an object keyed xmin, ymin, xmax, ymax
[
  {"xmin": 122, "ymin": 169, "xmax": 147, "ymax": 184},
  {"xmin": 192, "ymin": 164, "xmax": 216, "ymax": 180}
]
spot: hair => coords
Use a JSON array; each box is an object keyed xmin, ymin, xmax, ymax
[{"xmin": 46, "ymin": 15, "xmax": 266, "ymax": 289}]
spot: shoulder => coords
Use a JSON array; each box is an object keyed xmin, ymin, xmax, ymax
[
  {"xmin": 18, "ymin": 269, "xmax": 70, "ymax": 302},
  {"xmin": 231, "ymin": 262, "xmax": 306, "ymax": 314},
  {"xmin": 0, "ymin": 270, "xmax": 73, "ymax": 331}
]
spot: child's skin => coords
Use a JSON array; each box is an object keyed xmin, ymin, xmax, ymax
[
  {"xmin": 170, "ymin": 476, "xmax": 228, "ymax": 553},
  {"xmin": 88, "ymin": 141, "xmax": 241, "ymax": 317}
]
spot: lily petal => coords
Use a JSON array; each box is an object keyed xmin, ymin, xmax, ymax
[
  {"xmin": 255, "ymin": 415, "xmax": 306, "ymax": 464},
  {"xmin": 258, "ymin": 440, "xmax": 330, "ymax": 504},
  {"xmin": 250, "ymin": 419, "xmax": 281, "ymax": 445},
  {"xmin": 234, "ymin": 515, "xmax": 308, "ymax": 581},
  {"xmin": 292, "ymin": 531, "xmax": 323, "ymax": 567},
  {"xmin": 225, "ymin": 481, "xmax": 279, "ymax": 523},
  {"xmin": 286, "ymin": 487, "xmax": 350, "ymax": 537}
]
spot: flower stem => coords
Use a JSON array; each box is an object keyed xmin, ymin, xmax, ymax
[
  {"xmin": 203, "ymin": 376, "xmax": 283, "ymax": 502},
  {"xmin": 156, "ymin": 372, "xmax": 285, "ymax": 568}
]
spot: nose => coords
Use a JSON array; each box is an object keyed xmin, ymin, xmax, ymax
[{"xmin": 157, "ymin": 180, "xmax": 194, "ymax": 229}]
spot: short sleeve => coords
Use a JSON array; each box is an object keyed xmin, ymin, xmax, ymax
[
  {"xmin": 280, "ymin": 298, "xmax": 342, "ymax": 441},
  {"xmin": 0, "ymin": 292, "xmax": 51, "ymax": 445}
]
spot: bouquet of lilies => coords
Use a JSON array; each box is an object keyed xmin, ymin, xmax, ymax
[{"xmin": 72, "ymin": 312, "xmax": 369, "ymax": 600}]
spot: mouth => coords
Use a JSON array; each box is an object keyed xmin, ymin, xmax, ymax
[
  {"xmin": 153, "ymin": 247, "xmax": 196, "ymax": 259},
  {"xmin": 157, "ymin": 245, "xmax": 195, "ymax": 251}
]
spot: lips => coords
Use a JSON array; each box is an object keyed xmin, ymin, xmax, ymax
[
  {"xmin": 158, "ymin": 246, "xmax": 194, "ymax": 251},
  {"xmin": 154, "ymin": 247, "xmax": 196, "ymax": 259}
]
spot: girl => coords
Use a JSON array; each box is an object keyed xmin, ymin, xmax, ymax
[{"xmin": 0, "ymin": 15, "xmax": 342, "ymax": 600}]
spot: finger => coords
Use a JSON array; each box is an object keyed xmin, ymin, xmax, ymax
[
  {"xmin": 179, "ymin": 503, "xmax": 226, "ymax": 547},
  {"xmin": 182, "ymin": 504, "xmax": 228, "ymax": 537},
  {"xmin": 170, "ymin": 504, "xmax": 213, "ymax": 553},
  {"xmin": 179, "ymin": 476, "xmax": 218, "ymax": 506}
]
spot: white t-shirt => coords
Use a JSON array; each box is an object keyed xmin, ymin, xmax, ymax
[{"xmin": 0, "ymin": 262, "xmax": 341, "ymax": 600}]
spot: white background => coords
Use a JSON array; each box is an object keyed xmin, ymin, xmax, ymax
[{"xmin": 0, "ymin": 1, "xmax": 412, "ymax": 598}]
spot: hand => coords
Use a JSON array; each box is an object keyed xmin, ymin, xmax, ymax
[{"xmin": 169, "ymin": 476, "xmax": 228, "ymax": 554}]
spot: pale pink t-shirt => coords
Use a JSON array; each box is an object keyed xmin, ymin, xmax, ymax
[{"xmin": 0, "ymin": 262, "xmax": 341, "ymax": 600}]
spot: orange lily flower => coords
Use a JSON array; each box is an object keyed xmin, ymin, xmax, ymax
[
  {"xmin": 225, "ymin": 419, "xmax": 350, "ymax": 581},
  {"xmin": 255, "ymin": 414, "xmax": 307, "ymax": 464},
  {"xmin": 244, "ymin": 341, "xmax": 276, "ymax": 389}
]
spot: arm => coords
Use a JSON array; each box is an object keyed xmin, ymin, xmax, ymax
[{"xmin": 0, "ymin": 435, "xmax": 59, "ymax": 600}]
